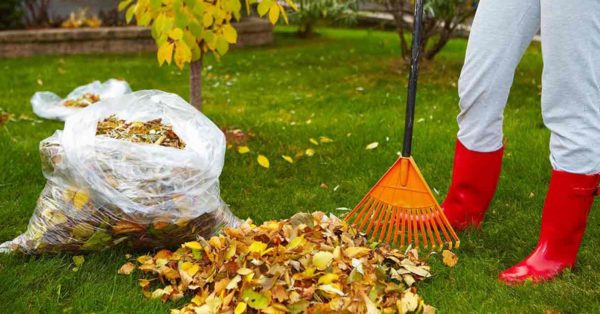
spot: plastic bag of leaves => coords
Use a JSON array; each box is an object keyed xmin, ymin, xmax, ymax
[
  {"xmin": 31, "ymin": 79, "xmax": 132, "ymax": 121},
  {"xmin": 1, "ymin": 90, "xmax": 239, "ymax": 254}
]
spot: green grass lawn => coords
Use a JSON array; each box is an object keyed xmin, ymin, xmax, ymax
[{"xmin": 1, "ymin": 27, "xmax": 599, "ymax": 313}]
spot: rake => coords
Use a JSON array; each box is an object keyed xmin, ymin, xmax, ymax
[{"xmin": 345, "ymin": 0, "xmax": 459, "ymax": 250}]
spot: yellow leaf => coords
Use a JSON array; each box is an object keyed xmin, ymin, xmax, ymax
[
  {"xmin": 168, "ymin": 27, "xmax": 184, "ymax": 40},
  {"xmin": 344, "ymin": 247, "xmax": 371, "ymax": 258},
  {"xmin": 180, "ymin": 261, "xmax": 200, "ymax": 276},
  {"xmin": 184, "ymin": 241, "xmax": 203, "ymax": 250},
  {"xmin": 174, "ymin": 41, "xmax": 192, "ymax": 69},
  {"xmin": 72, "ymin": 190, "xmax": 89, "ymax": 209},
  {"xmin": 312, "ymin": 251, "xmax": 334, "ymax": 270},
  {"xmin": 118, "ymin": 262, "xmax": 137, "ymax": 275},
  {"xmin": 366, "ymin": 142, "xmax": 379, "ymax": 150},
  {"xmin": 442, "ymin": 250, "xmax": 458, "ymax": 267},
  {"xmin": 257, "ymin": 155, "xmax": 270, "ymax": 168},
  {"xmin": 317, "ymin": 273, "xmax": 339, "ymax": 285},
  {"xmin": 237, "ymin": 268, "xmax": 253, "ymax": 276},
  {"xmin": 203, "ymin": 12, "xmax": 214, "ymax": 27},
  {"xmin": 226, "ymin": 275, "xmax": 242, "ymax": 290},
  {"xmin": 318, "ymin": 284, "xmax": 345, "ymax": 296},
  {"xmin": 319, "ymin": 136, "xmax": 334, "ymax": 143},
  {"xmin": 157, "ymin": 42, "xmax": 174, "ymax": 65},
  {"xmin": 286, "ymin": 235, "xmax": 305, "ymax": 250},
  {"xmin": 234, "ymin": 302, "xmax": 247, "ymax": 314},
  {"xmin": 222, "ymin": 24, "xmax": 238, "ymax": 44},
  {"xmin": 309, "ymin": 138, "xmax": 319, "ymax": 145},
  {"xmin": 268, "ymin": 3, "xmax": 280, "ymax": 25},
  {"xmin": 238, "ymin": 146, "xmax": 250, "ymax": 154},
  {"xmin": 305, "ymin": 148, "xmax": 315, "ymax": 157},
  {"xmin": 281, "ymin": 155, "xmax": 293, "ymax": 164},
  {"xmin": 248, "ymin": 241, "xmax": 268, "ymax": 253},
  {"xmin": 257, "ymin": 0, "xmax": 272, "ymax": 16},
  {"xmin": 73, "ymin": 255, "xmax": 85, "ymax": 267}
]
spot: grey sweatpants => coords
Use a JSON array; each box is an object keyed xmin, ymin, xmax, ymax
[{"xmin": 457, "ymin": 0, "xmax": 600, "ymax": 174}]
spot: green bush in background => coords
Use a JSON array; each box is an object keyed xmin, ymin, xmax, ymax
[
  {"xmin": 292, "ymin": 0, "xmax": 358, "ymax": 38},
  {"xmin": 0, "ymin": 0, "xmax": 24, "ymax": 30}
]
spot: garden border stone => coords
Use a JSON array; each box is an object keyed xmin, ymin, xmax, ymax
[{"xmin": 0, "ymin": 17, "xmax": 273, "ymax": 58}]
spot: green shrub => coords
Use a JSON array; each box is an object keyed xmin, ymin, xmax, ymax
[
  {"xmin": 292, "ymin": 0, "xmax": 359, "ymax": 37},
  {"xmin": 0, "ymin": 0, "xmax": 24, "ymax": 30}
]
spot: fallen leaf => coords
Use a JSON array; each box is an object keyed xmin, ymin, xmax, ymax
[
  {"xmin": 319, "ymin": 136, "xmax": 333, "ymax": 143},
  {"xmin": 257, "ymin": 155, "xmax": 270, "ymax": 168},
  {"xmin": 281, "ymin": 155, "xmax": 293, "ymax": 164},
  {"xmin": 73, "ymin": 255, "xmax": 85, "ymax": 267},
  {"xmin": 309, "ymin": 138, "xmax": 319, "ymax": 145},
  {"xmin": 234, "ymin": 302, "xmax": 247, "ymax": 314},
  {"xmin": 305, "ymin": 148, "xmax": 315, "ymax": 157},
  {"xmin": 119, "ymin": 262, "xmax": 137, "ymax": 275},
  {"xmin": 312, "ymin": 251, "xmax": 334, "ymax": 270},
  {"xmin": 242, "ymin": 289, "xmax": 269, "ymax": 310},
  {"xmin": 366, "ymin": 142, "xmax": 379, "ymax": 150},
  {"xmin": 184, "ymin": 241, "xmax": 202, "ymax": 250},
  {"xmin": 442, "ymin": 250, "xmax": 458, "ymax": 267},
  {"xmin": 238, "ymin": 146, "xmax": 250, "ymax": 154}
]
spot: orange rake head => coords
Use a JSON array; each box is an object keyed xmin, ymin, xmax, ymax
[{"xmin": 345, "ymin": 157, "xmax": 459, "ymax": 250}]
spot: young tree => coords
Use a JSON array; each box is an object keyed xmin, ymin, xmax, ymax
[
  {"xmin": 119, "ymin": 0, "xmax": 297, "ymax": 111},
  {"xmin": 382, "ymin": 0, "xmax": 475, "ymax": 61}
]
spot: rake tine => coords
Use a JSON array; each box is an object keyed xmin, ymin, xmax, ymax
[
  {"xmin": 375, "ymin": 204, "xmax": 392, "ymax": 242},
  {"xmin": 407, "ymin": 209, "xmax": 414, "ymax": 248},
  {"xmin": 392, "ymin": 206, "xmax": 401, "ymax": 247},
  {"xmin": 423, "ymin": 207, "xmax": 441, "ymax": 249},
  {"xmin": 431, "ymin": 208, "xmax": 453, "ymax": 249},
  {"xmin": 417, "ymin": 207, "xmax": 428, "ymax": 248},
  {"xmin": 350, "ymin": 196, "xmax": 375, "ymax": 227},
  {"xmin": 437, "ymin": 205, "xmax": 460, "ymax": 248},
  {"xmin": 358, "ymin": 198, "xmax": 380, "ymax": 231},
  {"xmin": 399, "ymin": 208, "xmax": 407, "ymax": 248},
  {"xmin": 428, "ymin": 208, "xmax": 444, "ymax": 248},
  {"xmin": 411, "ymin": 208, "xmax": 419, "ymax": 248},
  {"xmin": 385, "ymin": 206, "xmax": 397, "ymax": 244},
  {"xmin": 365, "ymin": 200, "xmax": 386, "ymax": 235},
  {"xmin": 420, "ymin": 207, "xmax": 435, "ymax": 250}
]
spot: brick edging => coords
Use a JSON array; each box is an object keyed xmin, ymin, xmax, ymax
[{"xmin": 0, "ymin": 17, "xmax": 273, "ymax": 58}]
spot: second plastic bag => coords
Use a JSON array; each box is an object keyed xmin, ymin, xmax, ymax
[
  {"xmin": 2, "ymin": 90, "xmax": 239, "ymax": 254},
  {"xmin": 31, "ymin": 79, "xmax": 132, "ymax": 121}
]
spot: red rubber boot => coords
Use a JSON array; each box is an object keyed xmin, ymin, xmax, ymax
[
  {"xmin": 499, "ymin": 170, "xmax": 600, "ymax": 284},
  {"xmin": 442, "ymin": 139, "xmax": 504, "ymax": 231}
]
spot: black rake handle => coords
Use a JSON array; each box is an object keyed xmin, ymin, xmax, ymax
[{"xmin": 402, "ymin": 0, "xmax": 424, "ymax": 158}]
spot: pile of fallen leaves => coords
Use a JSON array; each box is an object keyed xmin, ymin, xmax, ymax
[
  {"xmin": 120, "ymin": 212, "xmax": 435, "ymax": 313},
  {"xmin": 97, "ymin": 115, "xmax": 186, "ymax": 149},
  {"xmin": 63, "ymin": 93, "xmax": 101, "ymax": 108}
]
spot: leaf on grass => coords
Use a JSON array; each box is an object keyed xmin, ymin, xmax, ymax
[
  {"xmin": 119, "ymin": 262, "xmax": 137, "ymax": 275},
  {"xmin": 309, "ymin": 138, "xmax": 319, "ymax": 145},
  {"xmin": 73, "ymin": 255, "xmax": 85, "ymax": 267},
  {"xmin": 237, "ymin": 146, "xmax": 250, "ymax": 154},
  {"xmin": 366, "ymin": 142, "xmax": 379, "ymax": 150},
  {"xmin": 319, "ymin": 136, "xmax": 334, "ymax": 143},
  {"xmin": 305, "ymin": 148, "xmax": 315, "ymax": 157},
  {"xmin": 442, "ymin": 250, "xmax": 458, "ymax": 267},
  {"xmin": 257, "ymin": 155, "xmax": 270, "ymax": 168},
  {"xmin": 282, "ymin": 155, "xmax": 293, "ymax": 164}
]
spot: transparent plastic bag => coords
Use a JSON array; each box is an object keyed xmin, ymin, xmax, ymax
[
  {"xmin": 31, "ymin": 79, "xmax": 132, "ymax": 121},
  {"xmin": 2, "ymin": 90, "xmax": 239, "ymax": 254}
]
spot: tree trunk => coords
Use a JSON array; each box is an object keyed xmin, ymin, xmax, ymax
[{"xmin": 189, "ymin": 58, "xmax": 203, "ymax": 111}]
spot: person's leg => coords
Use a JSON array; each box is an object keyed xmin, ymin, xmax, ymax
[
  {"xmin": 444, "ymin": 0, "xmax": 540, "ymax": 230},
  {"xmin": 499, "ymin": 0, "xmax": 600, "ymax": 284}
]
